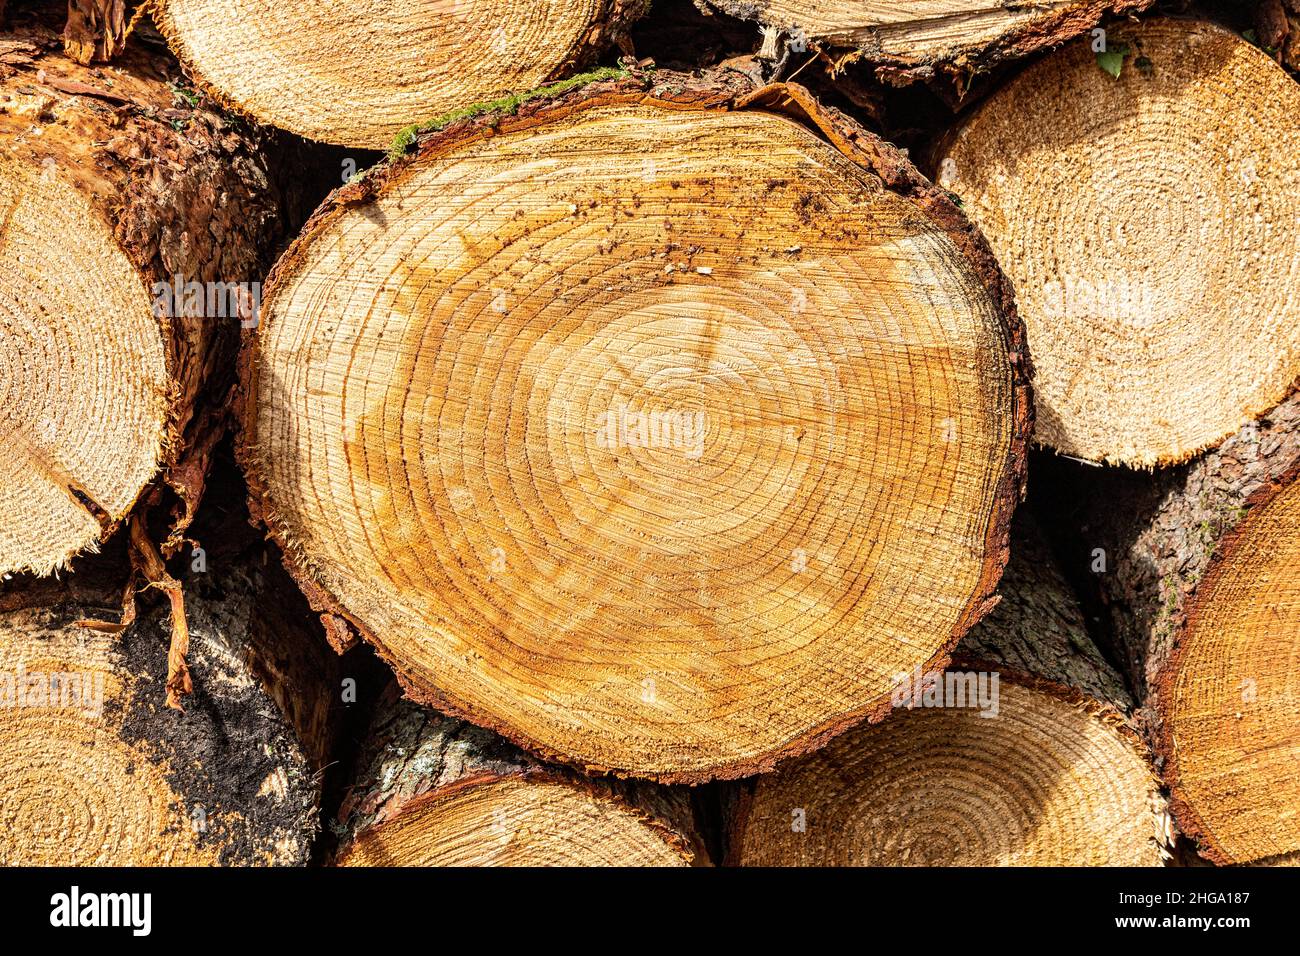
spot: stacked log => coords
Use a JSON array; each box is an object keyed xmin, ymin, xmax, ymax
[
  {"xmin": 726, "ymin": 514, "xmax": 1172, "ymax": 866},
  {"xmin": 0, "ymin": 7, "xmax": 298, "ymax": 578},
  {"xmin": 933, "ymin": 17, "xmax": 1300, "ymax": 467},
  {"xmin": 0, "ymin": 0, "xmax": 1294, "ymax": 872},
  {"xmin": 695, "ymin": 0, "xmax": 1154, "ymax": 83},
  {"xmin": 335, "ymin": 688, "xmax": 706, "ymax": 867},
  {"xmin": 0, "ymin": 527, "xmax": 333, "ymax": 865},
  {"xmin": 1041, "ymin": 389, "xmax": 1300, "ymax": 865},
  {"xmin": 145, "ymin": 0, "xmax": 651, "ymax": 147},
  {"xmin": 240, "ymin": 68, "xmax": 1031, "ymax": 783}
]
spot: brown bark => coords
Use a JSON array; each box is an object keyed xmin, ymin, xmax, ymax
[
  {"xmin": 334, "ymin": 687, "xmax": 708, "ymax": 866},
  {"xmin": 1257, "ymin": 0, "xmax": 1300, "ymax": 72},
  {"xmin": 63, "ymin": 0, "xmax": 128, "ymax": 64},
  {"xmin": 954, "ymin": 511, "xmax": 1132, "ymax": 709},
  {"xmin": 1046, "ymin": 388, "xmax": 1300, "ymax": 705},
  {"xmin": 724, "ymin": 511, "xmax": 1171, "ymax": 866},
  {"xmin": 694, "ymin": 0, "xmax": 1155, "ymax": 86}
]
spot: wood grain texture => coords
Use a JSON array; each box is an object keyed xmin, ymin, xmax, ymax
[
  {"xmin": 242, "ymin": 70, "xmax": 1031, "ymax": 782},
  {"xmin": 335, "ymin": 689, "xmax": 705, "ymax": 866},
  {"xmin": 1048, "ymin": 387, "xmax": 1300, "ymax": 864},
  {"xmin": 0, "ymin": 546, "xmax": 323, "ymax": 866},
  {"xmin": 726, "ymin": 512, "xmax": 1170, "ymax": 866},
  {"xmin": 0, "ymin": 11, "xmax": 297, "ymax": 577},
  {"xmin": 935, "ymin": 18, "xmax": 1300, "ymax": 466},
  {"xmin": 697, "ymin": 0, "xmax": 1153, "ymax": 78},
  {"xmin": 153, "ymin": 0, "xmax": 649, "ymax": 147}
]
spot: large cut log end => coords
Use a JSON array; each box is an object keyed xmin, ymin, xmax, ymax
[{"xmin": 243, "ymin": 71, "xmax": 1031, "ymax": 782}]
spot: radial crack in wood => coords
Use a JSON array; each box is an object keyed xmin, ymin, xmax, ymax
[
  {"xmin": 243, "ymin": 71, "xmax": 1031, "ymax": 782},
  {"xmin": 934, "ymin": 17, "xmax": 1300, "ymax": 466}
]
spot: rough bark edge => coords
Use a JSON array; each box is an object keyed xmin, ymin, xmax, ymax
[
  {"xmin": 0, "ymin": 13, "xmax": 265, "ymax": 578},
  {"xmin": 0, "ymin": 546, "xmax": 323, "ymax": 866},
  {"xmin": 1151, "ymin": 456, "xmax": 1300, "ymax": 866},
  {"xmin": 723, "ymin": 663, "xmax": 1171, "ymax": 866},
  {"xmin": 546, "ymin": 0, "xmax": 652, "ymax": 79},
  {"xmin": 1255, "ymin": 0, "xmax": 1300, "ymax": 75},
  {"xmin": 927, "ymin": 17, "xmax": 1300, "ymax": 467},
  {"xmin": 238, "ymin": 65, "xmax": 1034, "ymax": 784},
  {"xmin": 150, "ymin": 0, "xmax": 651, "ymax": 144},
  {"xmin": 957, "ymin": 509, "xmax": 1134, "ymax": 710},
  {"xmin": 697, "ymin": 0, "xmax": 1154, "ymax": 84},
  {"xmin": 0, "ymin": 20, "xmax": 157, "ymax": 576}
]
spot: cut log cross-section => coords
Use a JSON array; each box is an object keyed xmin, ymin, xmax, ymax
[
  {"xmin": 0, "ymin": 543, "xmax": 329, "ymax": 866},
  {"xmin": 697, "ymin": 1, "xmax": 1153, "ymax": 80},
  {"xmin": 935, "ymin": 17, "xmax": 1300, "ymax": 466},
  {"xmin": 336, "ymin": 689, "xmax": 705, "ymax": 866},
  {"xmin": 1050, "ymin": 387, "xmax": 1300, "ymax": 865},
  {"xmin": 727, "ymin": 514, "xmax": 1171, "ymax": 867},
  {"xmin": 243, "ymin": 71, "xmax": 1031, "ymax": 782},
  {"xmin": 0, "ymin": 12, "xmax": 295, "ymax": 577},
  {"xmin": 150, "ymin": 0, "xmax": 650, "ymax": 147}
]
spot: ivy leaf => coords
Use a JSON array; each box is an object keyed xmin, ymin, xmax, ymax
[{"xmin": 1097, "ymin": 42, "xmax": 1129, "ymax": 79}]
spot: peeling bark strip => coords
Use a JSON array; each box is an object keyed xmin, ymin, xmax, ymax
[
  {"xmin": 63, "ymin": 0, "xmax": 128, "ymax": 64},
  {"xmin": 933, "ymin": 18, "xmax": 1300, "ymax": 467},
  {"xmin": 0, "ymin": 544, "xmax": 327, "ymax": 866},
  {"xmin": 694, "ymin": 0, "xmax": 1153, "ymax": 82},
  {"xmin": 148, "ymin": 0, "xmax": 651, "ymax": 147},
  {"xmin": 1054, "ymin": 387, "xmax": 1300, "ymax": 865},
  {"xmin": 241, "ymin": 66, "xmax": 1032, "ymax": 783},
  {"xmin": 335, "ymin": 688, "xmax": 706, "ymax": 866},
  {"xmin": 0, "ymin": 10, "xmax": 297, "ymax": 580},
  {"xmin": 726, "ymin": 513, "xmax": 1171, "ymax": 866}
]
